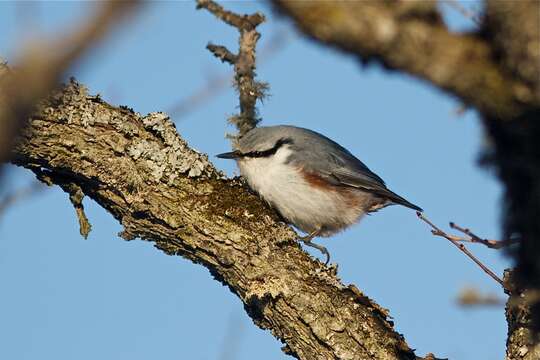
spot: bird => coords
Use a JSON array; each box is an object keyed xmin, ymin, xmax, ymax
[{"xmin": 217, "ymin": 125, "xmax": 422, "ymax": 264}]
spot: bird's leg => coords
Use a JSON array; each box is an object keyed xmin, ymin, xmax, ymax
[{"xmin": 297, "ymin": 229, "xmax": 330, "ymax": 265}]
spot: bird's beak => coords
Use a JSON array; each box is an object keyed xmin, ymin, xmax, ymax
[{"xmin": 216, "ymin": 151, "xmax": 242, "ymax": 159}]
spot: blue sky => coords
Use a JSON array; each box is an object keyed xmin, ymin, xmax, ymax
[{"xmin": 0, "ymin": 2, "xmax": 509, "ymax": 359}]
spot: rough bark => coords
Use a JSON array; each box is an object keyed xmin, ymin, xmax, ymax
[
  {"xmin": 11, "ymin": 80, "xmax": 425, "ymax": 360},
  {"xmin": 272, "ymin": 1, "xmax": 540, "ymax": 358},
  {"xmin": 505, "ymin": 270, "xmax": 540, "ymax": 360}
]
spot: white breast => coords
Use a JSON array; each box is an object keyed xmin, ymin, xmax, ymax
[{"xmin": 237, "ymin": 145, "xmax": 368, "ymax": 236}]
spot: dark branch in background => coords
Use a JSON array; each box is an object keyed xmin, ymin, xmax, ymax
[
  {"xmin": 482, "ymin": 0, "xmax": 540, "ymax": 346},
  {"xmin": 168, "ymin": 29, "xmax": 288, "ymax": 120},
  {"xmin": 196, "ymin": 0, "xmax": 268, "ymax": 137},
  {"xmin": 504, "ymin": 270, "xmax": 540, "ymax": 360},
  {"xmin": 417, "ymin": 212, "xmax": 507, "ymax": 291},
  {"xmin": 0, "ymin": 1, "xmax": 140, "ymax": 167},
  {"xmin": 272, "ymin": 0, "xmax": 536, "ymax": 120},
  {"xmin": 484, "ymin": 0, "xmax": 540, "ymax": 98}
]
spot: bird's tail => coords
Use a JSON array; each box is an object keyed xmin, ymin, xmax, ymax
[{"xmin": 380, "ymin": 188, "xmax": 423, "ymax": 212}]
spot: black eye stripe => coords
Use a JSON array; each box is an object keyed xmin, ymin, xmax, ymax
[{"xmin": 242, "ymin": 137, "xmax": 293, "ymax": 158}]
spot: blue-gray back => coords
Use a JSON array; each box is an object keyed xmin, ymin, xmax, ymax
[{"xmin": 238, "ymin": 125, "xmax": 387, "ymax": 190}]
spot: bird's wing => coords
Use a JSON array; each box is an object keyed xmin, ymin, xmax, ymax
[
  {"xmin": 320, "ymin": 151, "xmax": 389, "ymax": 193},
  {"xmin": 290, "ymin": 145, "xmax": 423, "ymax": 211}
]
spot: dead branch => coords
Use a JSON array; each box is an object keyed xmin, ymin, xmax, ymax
[
  {"xmin": 197, "ymin": 0, "xmax": 268, "ymax": 136},
  {"xmin": 168, "ymin": 30, "xmax": 288, "ymax": 120},
  {"xmin": 417, "ymin": 212, "xmax": 507, "ymax": 291}
]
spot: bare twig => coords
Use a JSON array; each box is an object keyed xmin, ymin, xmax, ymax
[
  {"xmin": 0, "ymin": 1, "xmax": 140, "ymax": 165},
  {"xmin": 197, "ymin": 0, "xmax": 268, "ymax": 136},
  {"xmin": 450, "ymin": 221, "xmax": 519, "ymax": 249},
  {"xmin": 416, "ymin": 212, "xmax": 508, "ymax": 291},
  {"xmin": 168, "ymin": 29, "xmax": 288, "ymax": 120},
  {"xmin": 207, "ymin": 44, "xmax": 238, "ymax": 64}
]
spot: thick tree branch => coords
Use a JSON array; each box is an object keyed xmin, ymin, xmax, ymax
[
  {"xmin": 11, "ymin": 80, "xmax": 432, "ymax": 360},
  {"xmin": 273, "ymin": 0, "xmax": 534, "ymax": 119}
]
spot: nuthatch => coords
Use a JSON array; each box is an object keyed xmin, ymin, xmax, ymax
[{"xmin": 217, "ymin": 125, "xmax": 422, "ymax": 264}]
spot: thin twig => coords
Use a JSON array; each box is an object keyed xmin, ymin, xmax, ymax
[
  {"xmin": 416, "ymin": 212, "xmax": 508, "ymax": 291},
  {"xmin": 207, "ymin": 44, "xmax": 238, "ymax": 64},
  {"xmin": 450, "ymin": 222, "xmax": 519, "ymax": 249},
  {"xmin": 197, "ymin": 0, "xmax": 268, "ymax": 136},
  {"xmin": 168, "ymin": 29, "xmax": 288, "ymax": 120}
]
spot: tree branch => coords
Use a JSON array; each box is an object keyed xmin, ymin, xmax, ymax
[
  {"xmin": 417, "ymin": 212, "xmax": 507, "ymax": 291},
  {"xmin": 272, "ymin": 0, "xmax": 533, "ymax": 119},
  {"xmin": 167, "ymin": 29, "xmax": 288, "ymax": 120},
  {"xmin": 197, "ymin": 0, "xmax": 268, "ymax": 136},
  {"xmin": 10, "ymin": 80, "xmax": 433, "ymax": 360},
  {"xmin": 449, "ymin": 221, "xmax": 518, "ymax": 249}
]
